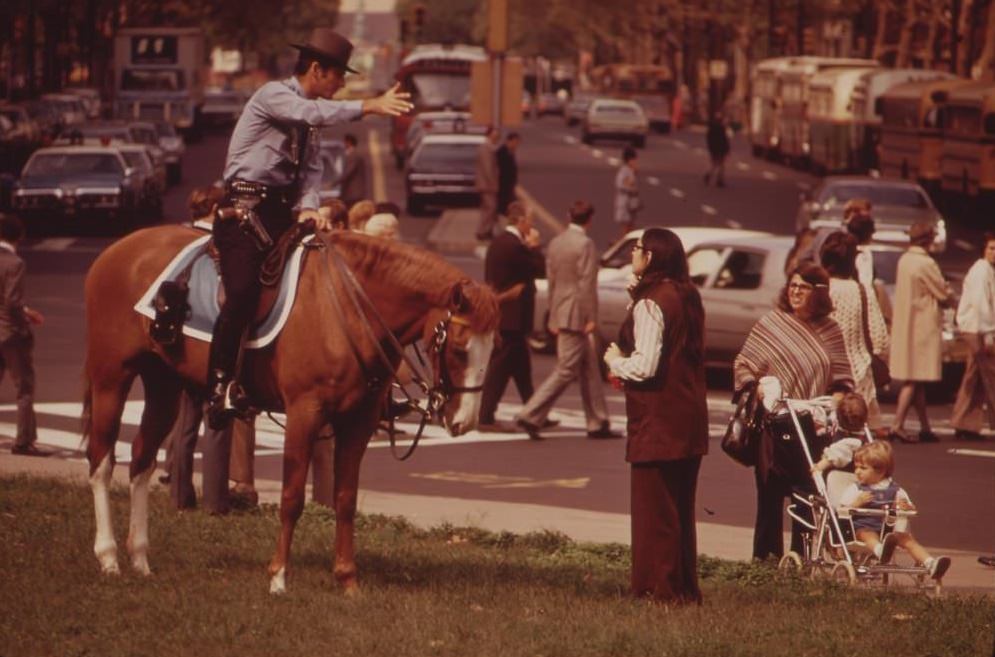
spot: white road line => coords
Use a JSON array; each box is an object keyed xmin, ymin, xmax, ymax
[
  {"xmin": 762, "ymin": 171, "xmax": 778, "ymax": 181},
  {"xmin": 674, "ymin": 141, "xmax": 689, "ymax": 150},
  {"xmin": 669, "ymin": 188, "xmax": 686, "ymax": 199},
  {"xmin": 34, "ymin": 238, "xmax": 76, "ymax": 252},
  {"xmin": 947, "ymin": 448, "xmax": 995, "ymax": 458},
  {"xmin": 564, "ymin": 135, "xmax": 578, "ymax": 145},
  {"xmin": 735, "ymin": 162, "xmax": 750, "ymax": 171},
  {"xmin": 647, "ymin": 176, "xmax": 660, "ymax": 186},
  {"xmin": 607, "ymin": 156, "xmax": 620, "ymax": 167},
  {"xmin": 953, "ymin": 239, "xmax": 975, "ymax": 252},
  {"xmin": 796, "ymin": 181, "xmax": 811, "ymax": 192},
  {"xmin": 515, "ymin": 185, "xmax": 566, "ymax": 234},
  {"xmin": 725, "ymin": 219, "xmax": 742, "ymax": 229},
  {"xmin": 701, "ymin": 204, "xmax": 717, "ymax": 216},
  {"xmin": 368, "ymin": 128, "xmax": 387, "ymax": 203},
  {"xmin": 591, "ymin": 149, "xmax": 604, "ymax": 158}
]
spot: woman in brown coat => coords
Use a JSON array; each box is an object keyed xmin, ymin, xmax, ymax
[{"xmin": 603, "ymin": 227, "xmax": 708, "ymax": 604}]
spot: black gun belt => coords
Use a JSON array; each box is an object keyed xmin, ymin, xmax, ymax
[{"xmin": 225, "ymin": 179, "xmax": 297, "ymax": 206}]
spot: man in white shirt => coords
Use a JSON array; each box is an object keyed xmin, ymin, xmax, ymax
[{"xmin": 951, "ymin": 232, "xmax": 995, "ymax": 440}]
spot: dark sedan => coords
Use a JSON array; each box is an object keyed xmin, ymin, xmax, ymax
[
  {"xmin": 12, "ymin": 146, "xmax": 142, "ymax": 233},
  {"xmin": 404, "ymin": 133, "xmax": 484, "ymax": 215}
]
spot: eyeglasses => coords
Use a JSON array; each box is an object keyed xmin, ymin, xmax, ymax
[
  {"xmin": 632, "ymin": 244, "xmax": 646, "ymax": 252},
  {"xmin": 788, "ymin": 282, "xmax": 814, "ymax": 292}
]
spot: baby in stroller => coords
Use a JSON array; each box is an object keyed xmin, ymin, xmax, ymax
[{"xmin": 837, "ymin": 441, "xmax": 952, "ymax": 580}]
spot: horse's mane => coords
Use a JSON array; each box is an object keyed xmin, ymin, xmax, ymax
[{"xmin": 326, "ymin": 232, "xmax": 500, "ymax": 332}]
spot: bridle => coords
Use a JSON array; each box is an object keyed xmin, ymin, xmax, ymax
[{"xmin": 321, "ymin": 241, "xmax": 481, "ymax": 459}]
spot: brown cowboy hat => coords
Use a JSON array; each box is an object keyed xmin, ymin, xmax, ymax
[{"xmin": 291, "ymin": 28, "xmax": 358, "ymax": 74}]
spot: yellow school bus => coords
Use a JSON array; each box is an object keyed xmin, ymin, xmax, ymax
[
  {"xmin": 939, "ymin": 81, "xmax": 995, "ymax": 198},
  {"xmin": 878, "ymin": 78, "xmax": 971, "ymax": 191}
]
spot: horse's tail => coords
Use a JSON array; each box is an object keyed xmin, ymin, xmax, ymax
[{"xmin": 80, "ymin": 374, "xmax": 92, "ymax": 450}]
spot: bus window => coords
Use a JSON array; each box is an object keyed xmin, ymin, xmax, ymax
[
  {"xmin": 946, "ymin": 106, "xmax": 982, "ymax": 135},
  {"xmin": 410, "ymin": 73, "xmax": 472, "ymax": 110}
]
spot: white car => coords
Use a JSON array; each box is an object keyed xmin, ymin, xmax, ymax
[{"xmin": 581, "ymin": 99, "xmax": 649, "ymax": 148}]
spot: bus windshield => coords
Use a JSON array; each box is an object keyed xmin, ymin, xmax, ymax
[
  {"xmin": 122, "ymin": 69, "xmax": 186, "ymax": 92},
  {"xmin": 410, "ymin": 73, "xmax": 472, "ymax": 110}
]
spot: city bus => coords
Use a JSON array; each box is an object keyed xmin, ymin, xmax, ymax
[
  {"xmin": 750, "ymin": 57, "xmax": 795, "ymax": 158},
  {"xmin": 390, "ymin": 44, "xmax": 486, "ymax": 169},
  {"xmin": 778, "ymin": 57, "xmax": 878, "ymax": 167},
  {"xmin": 849, "ymin": 68, "xmax": 955, "ymax": 172},
  {"xmin": 590, "ymin": 63, "xmax": 675, "ymax": 131},
  {"xmin": 807, "ymin": 67, "xmax": 871, "ymax": 173},
  {"xmin": 939, "ymin": 81, "xmax": 995, "ymax": 198},
  {"xmin": 877, "ymin": 78, "xmax": 970, "ymax": 191}
]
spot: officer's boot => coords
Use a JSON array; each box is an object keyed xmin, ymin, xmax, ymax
[
  {"xmin": 206, "ymin": 368, "xmax": 233, "ymax": 431},
  {"xmin": 206, "ymin": 315, "xmax": 243, "ymax": 430}
]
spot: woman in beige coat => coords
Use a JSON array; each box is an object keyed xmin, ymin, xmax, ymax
[{"xmin": 889, "ymin": 222, "xmax": 950, "ymax": 443}]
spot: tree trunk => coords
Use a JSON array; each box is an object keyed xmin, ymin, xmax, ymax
[
  {"xmin": 973, "ymin": 0, "xmax": 995, "ymax": 80},
  {"xmin": 956, "ymin": 0, "xmax": 974, "ymax": 76},
  {"xmin": 871, "ymin": 0, "xmax": 891, "ymax": 61},
  {"xmin": 894, "ymin": 0, "xmax": 918, "ymax": 67}
]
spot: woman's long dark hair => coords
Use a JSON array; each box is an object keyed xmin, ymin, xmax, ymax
[{"xmin": 635, "ymin": 227, "xmax": 705, "ymax": 360}]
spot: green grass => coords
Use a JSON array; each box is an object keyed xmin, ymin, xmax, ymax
[{"xmin": 0, "ymin": 474, "xmax": 992, "ymax": 657}]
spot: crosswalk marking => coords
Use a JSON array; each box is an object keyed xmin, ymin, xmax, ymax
[
  {"xmin": 762, "ymin": 171, "xmax": 778, "ymax": 181},
  {"xmin": 34, "ymin": 238, "xmax": 76, "ymax": 252},
  {"xmin": 647, "ymin": 176, "xmax": 660, "ymax": 186},
  {"xmin": 669, "ymin": 188, "xmax": 686, "ymax": 199},
  {"xmin": 701, "ymin": 204, "xmax": 717, "ymax": 216},
  {"xmin": 735, "ymin": 162, "xmax": 750, "ymax": 171}
]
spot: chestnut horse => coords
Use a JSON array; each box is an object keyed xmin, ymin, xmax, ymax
[{"xmin": 82, "ymin": 226, "xmax": 498, "ymax": 593}]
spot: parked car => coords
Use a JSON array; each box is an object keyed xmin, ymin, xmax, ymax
[
  {"xmin": 153, "ymin": 121, "xmax": 185, "ymax": 184},
  {"xmin": 581, "ymin": 99, "xmax": 648, "ymax": 147},
  {"xmin": 531, "ymin": 227, "xmax": 967, "ymax": 391},
  {"xmin": 114, "ymin": 144, "xmax": 165, "ymax": 217},
  {"xmin": 403, "ymin": 111, "xmax": 485, "ymax": 163},
  {"xmin": 536, "ymin": 92, "xmax": 565, "ymax": 116},
  {"xmin": 795, "ymin": 176, "xmax": 947, "ymax": 253},
  {"xmin": 64, "ymin": 87, "xmax": 103, "ymax": 119},
  {"xmin": 405, "ymin": 133, "xmax": 484, "ymax": 215},
  {"xmin": 201, "ymin": 89, "xmax": 245, "ymax": 127},
  {"xmin": 633, "ymin": 95, "xmax": 671, "ymax": 133},
  {"xmin": 12, "ymin": 146, "xmax": 142, "ymax": 232},
  {"xmin": 564, "ymin": 93, "xmax": 596, "ymax": 126},
  {"xmin": 126, "ymin": 121, "xmax": 168, "ymax": 180}
]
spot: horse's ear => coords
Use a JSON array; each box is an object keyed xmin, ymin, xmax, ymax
[{"xmin": 449, "ymin": 280, "xmax": 472, "ymax": 314}]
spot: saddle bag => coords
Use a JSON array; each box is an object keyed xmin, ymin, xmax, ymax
[{"xmin": 150, "ymin": 280, "xmax": 191, "ymax": 345}]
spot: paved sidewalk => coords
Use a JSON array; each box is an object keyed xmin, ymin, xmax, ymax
[{"xmin": 2, "ymin": 449, "xmax": 992, "ymax": 594}]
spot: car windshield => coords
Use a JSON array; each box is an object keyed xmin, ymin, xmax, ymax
[
  {"xmin": 155, "ymin": 122, "xmax": 177, "ymax": 137},
  {"xmin": 24, "ymin": 153, "xmax": 123, "ymax": 177},
  {"xmin": 819, "ymin": 183, "xmax": 929, "ymax": 208},
  {"xmin": 409, "ymin": 73, "xmax": 472, "ymax": 110},
  {"xmin": 870, "ymin": 249, "xmax": 901, "ymax": 285},
  {"xmin": 411, "ymin": 142, "xmax": 479, "ymax": 169}
]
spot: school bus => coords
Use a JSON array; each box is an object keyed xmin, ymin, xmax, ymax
[
  {"xmin": 778, "ymin": 57, "xmax": 879, "ymax": 166},
  {"xmin": 807, "ymin": 67, "xmax": 871, "ymax": 173},
  {"xmin": 877, "ymin": 78, "xmax": 971, "ymax": 191},
  {"xmin": 939, "ymin": 81, "xmax": 995, "ymax": 198}
]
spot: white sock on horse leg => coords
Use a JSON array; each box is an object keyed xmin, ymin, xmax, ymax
[
  {"xmin": 127, "ymin": 466, "xmax": 154, "ymax": 576},
  {"xmin": 89, "ymin": 453, "xmax": 120, "ymax": 574}
]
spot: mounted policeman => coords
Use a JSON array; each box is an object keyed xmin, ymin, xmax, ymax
[{"xmin": 207, "ymin": 28, "xmax": 413, "ymax": 428}]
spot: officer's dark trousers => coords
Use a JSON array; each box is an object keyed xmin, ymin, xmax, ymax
[{"xmin": 208, "ymin": 199, "xmax": 292, "ymax": 379}]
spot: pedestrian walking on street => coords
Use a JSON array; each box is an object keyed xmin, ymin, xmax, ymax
[
  {"xmin": 613, "ymin": 147, "xmax": 640, "ymax": 240},
  {"xmin": 0, "ymin": 214, "xmax": 46, "ymax": 457},
  {"xmin": 475, "ymin": 126, "xmax": 500, "ymax": 241},
  {"xmin": 820, "ymin": 232, "xmax": 890, "ymax": 434},
  {"xmin": 515, "ymin": 201, "xmax": 617, "ymax": 440},
  {"xmin": 888, "ymin": 221, "xmax": 951, "ymax": 444},
  {"xmin": 734, "ymin": 263, "xmax": 854, "ymax": 560},
  {"xmin": 603, "ymin": 227, "xmax": 708, "ymax": 604},
  {"xmin": 950, "ymin": 232, "xmax": 995, "ymax": 441},
  {"xmin": 704, "ymin": 111, "xmax": 730, "ymax": 187},
  {"xmin": 339, "ymin": 133, "xmax": 367, "ymax": 208},
  {"xmin": 496, "ymin": 132, "xmax": 521, "ymax": 217},
  {"xmin": 206, "ymin": 27, "xmax": 412, "ymax": 429},
  {"xmin": 479, "ymin": 201, "xmax": 545, "ymax": 430}
]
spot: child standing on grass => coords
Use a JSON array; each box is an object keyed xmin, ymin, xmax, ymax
[{"xmin": 838, "ymin": 441, "xmax": 951, "ymax": 579}]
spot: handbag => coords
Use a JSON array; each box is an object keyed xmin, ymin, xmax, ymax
[
  {"xmin": 721, "ymin": 381, "xmax": 762, "ymax": 467},
  {"xmin": 858, "ymin": 283, "xmax": 891, "ymax": 389}
]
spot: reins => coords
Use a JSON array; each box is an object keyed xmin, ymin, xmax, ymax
[{"xmin": 319, "ymin": 238, "xmax": 459, "ymax": 460}]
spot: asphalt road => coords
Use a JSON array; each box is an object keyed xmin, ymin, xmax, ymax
[{"xmin": 8, "ymin": 116, "xmax": 994, "ymax": 556}]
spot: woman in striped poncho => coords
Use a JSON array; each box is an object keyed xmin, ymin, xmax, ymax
[{"xmin": 734, "ymin": 262, "xmax": 854, "ymax": 560}]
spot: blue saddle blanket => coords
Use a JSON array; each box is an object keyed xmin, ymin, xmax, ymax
[{"xmin": 133, "ymin": 232, "xmax": 313, "ymax": 349}]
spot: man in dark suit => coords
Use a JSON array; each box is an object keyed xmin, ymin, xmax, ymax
[
  {"xmin": 0, "ymin": 214, "xmax": 46, "ymax": 456},
  {"xmin": 496, "ymin": 132, "xmax": 520, "ymax": 217},
  {"xmin": 478, "ymin": 202, "xmax": 544, "ymax": 429},
  {"xmin": 339, "ymin": 132, "xmax": 367, "ymax": 208}
]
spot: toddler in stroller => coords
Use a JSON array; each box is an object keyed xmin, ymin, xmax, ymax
[{"xmin": 837, "ymin": 441, "xmax": 952, "ymax": 581}]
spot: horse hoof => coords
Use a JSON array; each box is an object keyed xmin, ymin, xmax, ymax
[
  {"xmin": 101, "ymin": 560, "xmax": 121, "ymax": 575},
  {"xmin": 131, "ymin": 557, "xmax": 152, "ymax": 576},
  {"xmin": 269, "ymin": 567, "xmax": 286, "ymax": 595},
  {"xmin": 343, "ymin": 583, "xmax": 361, "ymax": 598}
]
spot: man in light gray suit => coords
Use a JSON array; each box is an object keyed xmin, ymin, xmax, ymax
[
  {"xmin": 0, "ymin": 214, "xmax": 47, "ymax": 456},
  {"xmin": 475, "ymin": 126, "xmax": 500, "ymax": 241},
  {"xmin": 515, "ymin": 201, "xmax": 618, "ymax": 440}
]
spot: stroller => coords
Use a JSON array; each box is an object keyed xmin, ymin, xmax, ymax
[{"xmin": 766, "ymin": 388, "xmax": 944, "ymax": 594}]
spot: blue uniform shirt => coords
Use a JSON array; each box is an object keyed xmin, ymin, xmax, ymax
[{"xmin": 223, "ymin": 76, "xmax": 362, "ymax": 211}]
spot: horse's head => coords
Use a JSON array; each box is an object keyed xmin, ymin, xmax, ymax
[{"xmin": 426, "ymin": 282, "xmax": 496, "ymax": 436}]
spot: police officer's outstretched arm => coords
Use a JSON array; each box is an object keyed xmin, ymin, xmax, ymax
[{"xmin": 362, "ymin": 83, "xmax": 413, "ymax": 117}]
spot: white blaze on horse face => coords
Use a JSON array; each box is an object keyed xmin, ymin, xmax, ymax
[
  {"xmin": 89, "ymin": 453, "xmax": 120, "ymax": 575},
  {"xmin": 127, "ymin": 465, "xmax": 154, "ymax": 576},
  {"xmin": 450, "ymin": 330, "xmax": 494, "ymax": 434}
]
